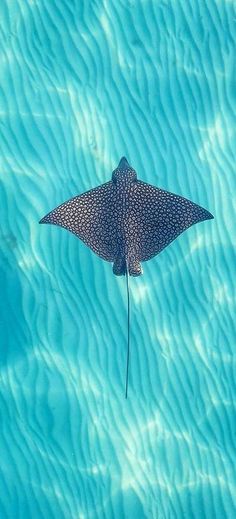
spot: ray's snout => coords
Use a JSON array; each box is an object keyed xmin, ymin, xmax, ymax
[{"xmin": 118, "ymin": 156, "xmax": 129, "ymax": 168}]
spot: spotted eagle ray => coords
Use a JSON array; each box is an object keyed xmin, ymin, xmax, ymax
[{"xmin": 40, "ymin": 157, "xmax": 214, "ymax": 397}]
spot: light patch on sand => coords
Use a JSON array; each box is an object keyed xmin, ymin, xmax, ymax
[
  {"xmin": 139, "ymin": 413, "xmax": 165, "ymax": 436},
  {"xmin": 91, "ymin": 464, "xmax": 105, "ymax": 475},
  {"xmin": 117, "ymin": 49, "xmax": 126, "ymax": 68},
  {"xmin": 211, "ymin": 396, "xmax": 236, "ymax": 408},
  {"xmin": 214, "ymin": 282, "xmax": 234, "ymax": 305},
  {"xmin": 197, "ymin": 472, "xmax": 231, "ymax": 490},
  {"xmin": 18, "ymin": 253, "xmax": 36, "ymax": 270},
  {"xmin": 0, "ymin": 110, "xmax": 65, "ymax": 120},
  {"xmin": 0, "ymin": 49, "xmax": 14, "ymax": 66},
  {"xmin": 129, "ymin": 410, "xmax": 172, "ymax": 444},
  {"xmin": 33, "ymin": 111, "xmax": 65, "ymax": 120},
  {"xmin": 193, "ymin": 334, "xmax": 210, "ymax": 366},
  {"xmin": 190, "ymin": 234, "xmax": 204, "ymax": 253},
  {"xmin": 46, "ymin": 86, "xmax": 68, "ymax": 94},
  {"xmin": 198, "ymin": 116, "xmax": 227, "ymax": 162},
  {"xmin": 153, "ymin": 329, "xmax": 175, "ymax": 361},
  {"xmin": 132, "ymin": 283, "xmax": 149, "ymax": 303},
  {"xmin": 34, "ymin": 348, "xmax": 67, "ymax": 369},
  {"xmin": 172, "ymin": 429, "xmax": 192, "ymax": 445},
  {"xmin": 29, "ymin": 0, "xmax": 40, "ymax": 6},
  {"xmin": 121, "ymin": 474, "xmax": 137, "ymax": 491},
  {"xmin": 99, "ymin": 12, "xmax": 113, "ymax": 41},
  {"xmin": 80, "ymin": 373, "xmax": 101, "ymax": 397},
  {"xmin": 211, "ymin": 351, "xmax": 234, "ymax": 364},
  {"xmin": 156, "ymin": 331, "xmax": 172, "ymax": 344}
]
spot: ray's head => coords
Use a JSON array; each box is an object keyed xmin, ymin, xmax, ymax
[{"xmin": 112, "ymin": 157, "xmax": 137, "ymax": 185}]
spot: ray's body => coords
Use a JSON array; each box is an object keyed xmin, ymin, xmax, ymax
[{"xmin": 40, "ymin": 157, "xmax": 214, "ymax": 396}]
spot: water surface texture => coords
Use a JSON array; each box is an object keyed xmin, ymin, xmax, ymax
[{"xmin": 0, "ymin": 1, "xmax": 236, "ymax": 518}]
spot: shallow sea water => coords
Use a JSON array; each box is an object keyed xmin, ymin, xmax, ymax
[{"xmin": 0, "ymin": 1, "xmax": 236, "ymax": 518}]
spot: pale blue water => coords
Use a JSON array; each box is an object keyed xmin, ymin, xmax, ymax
[{"xmin": 0, "ymin": 1, "xmax": 236, "ymax": 518}]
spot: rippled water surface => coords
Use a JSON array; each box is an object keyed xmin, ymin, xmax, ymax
[{"xmin": 0, "ymin": 1, "xmax": 236, "ymax": 518}]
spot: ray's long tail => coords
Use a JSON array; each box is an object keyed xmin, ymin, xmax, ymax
[{"xmin": 125, "ymin": 260, "xmax": 130, "ymax": 399}]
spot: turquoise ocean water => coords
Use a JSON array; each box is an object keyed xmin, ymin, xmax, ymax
[{"xmin": 0, "ymin": 1, "xmax": 236, "ymax": 518}]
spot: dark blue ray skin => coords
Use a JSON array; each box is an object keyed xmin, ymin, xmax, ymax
[{"xmin": 40, "ymin": 157, "xmax": 214, "ymax": 398}]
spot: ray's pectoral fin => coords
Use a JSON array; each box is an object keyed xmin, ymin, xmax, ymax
[
  {"xmin": 130, "ymin": 181, "xmax": 214, "ymax": 263},
  {"xmin": 39, "ymin": 181, "xmax": 120, "ymax": 263}
]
